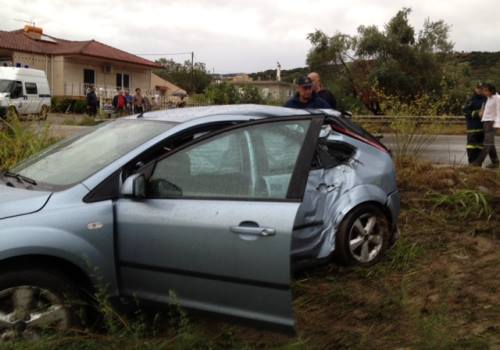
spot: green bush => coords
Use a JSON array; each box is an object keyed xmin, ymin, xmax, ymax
[
  {"xmin": 51, "ymin": 97, "xmax": 73, "ymax": 113},
  {"xmin": 204, "ymin": 82, "xmax": 240, "ymax": 104},
  {"xmin": 239, "ymin": 85, "xmax": 264, "ymax": 104},
  {"xmin": 50, "ymin": 98, "xmax": 87, "ymax": 114},
  {"xmin": 72, "ymin": 100, "xmax": 87, "ymax": 114}
]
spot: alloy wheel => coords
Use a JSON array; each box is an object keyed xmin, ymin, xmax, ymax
[
  {"xmin": 0, "ymin": 286, "xmax": 70, "ymax": 340},
  {"xmin": 348, "ymin": 213, "xmax": 384, "ymax": 263}
]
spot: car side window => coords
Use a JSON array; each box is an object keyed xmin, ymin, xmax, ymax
[
  {"xmin": 148, "ymin": 120, "xmax": 311, "ymax": 200},
  {"xmin": 11, "ymin": 81, "xmax": 23, "ymax": 98},
  {"xmin": 250, "ymin": 121, "xmax": 310, "ymax": 198},
  {"xmin": 25, "ymin": 82, "xmax": 38, "ymax": 95}
]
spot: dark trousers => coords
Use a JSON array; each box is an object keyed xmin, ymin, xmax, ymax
[
  {"xmin": 472, "ymin": 121, "xmax": 499, "ymax": 166},
  {"xmin": 87, "ymin": 105, "xmax": 97, "ymax": 117},
  {"xmin": 466, "ymin": 130, "xmax": 484, "ymax": 164}
]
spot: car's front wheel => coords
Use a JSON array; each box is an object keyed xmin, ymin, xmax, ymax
[
  {"xmin": 335, "ymin": 204, "xmax": 390, "ymax": 266},
  {"xmin": 0, "ymin": 269, "xmax": 81, "ymax": 340}
]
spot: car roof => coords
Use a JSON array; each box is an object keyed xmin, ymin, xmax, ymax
[{"xmin": 123, "ymin": 104, "xmax": 335, "ymax": 124}]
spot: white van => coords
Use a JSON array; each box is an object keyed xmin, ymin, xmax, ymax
[{"xmin": 0, "ymin": 67, "xmax": 51, "ymax": 120}]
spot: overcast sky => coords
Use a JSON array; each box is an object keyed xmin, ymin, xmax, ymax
[{"xmin": 1, "ymin": 0, "xmax": 499, "ymax": 73}]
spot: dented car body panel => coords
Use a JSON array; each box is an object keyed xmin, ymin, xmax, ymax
[{"xmin": 0, "ymin": 104, "xmax": 399, "ymax": 329}]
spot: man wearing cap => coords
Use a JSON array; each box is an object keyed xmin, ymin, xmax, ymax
[
  {"xmin": 308, "ymin": 72, "xmax": 337, "ymax": 109},
  {"xmin": 284, "ymin": 76, "xmax": 330, "ymax": 109},
  {"xmin": 463, "ymin": 83, "xmax": 486, "ymax": 164}
]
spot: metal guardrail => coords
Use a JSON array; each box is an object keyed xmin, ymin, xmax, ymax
[{"xmin": 352, "ymin": 115, "xmax": 464, "ymax": 125}]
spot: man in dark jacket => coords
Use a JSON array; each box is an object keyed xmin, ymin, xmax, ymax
[
  {"xmin": 463, "ymin": 84, "xmax": 486, "ymax": 164},
  {"xmin": 284, "ymin": 76, "xmax": 330, "ymax": 109},
  {"xmin": 86, "ymin": 85, "xmax": 98, "ymax": 117},
  {"xmin": 308, "ymin": 72, "xmax": 337, "ymax": 109}
]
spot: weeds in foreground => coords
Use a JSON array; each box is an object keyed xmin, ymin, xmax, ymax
[
  {"xmin": 425, "ymin": 189, "xmax": 493, "ymax": 221},
  {"xmin": 390, "ymin": 117, "xmax": 442, "ymax": 166},
  {"xmin": 0, "ymin": 114, "xmax": 55, "ymax": 171}
]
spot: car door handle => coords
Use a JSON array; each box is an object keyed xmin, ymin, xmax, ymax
[{"xmin": 230, "ymin": 226, "xmax": 276, "ymax": 237}]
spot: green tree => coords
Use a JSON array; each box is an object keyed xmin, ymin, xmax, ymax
[
  {"xmin": 204, "ymin": 82, "xmax": 240, "ymax": 104},
  {"xmin": 154, "ymin": 58, "xmax": 212, "ymax": 94},
  {"xmin": 307, "ymin": 8, "xmax": 469, "ymax": 115},
  {"xmin": 239, "ymin": 85, "xmax": 264, "ymax": 104}
]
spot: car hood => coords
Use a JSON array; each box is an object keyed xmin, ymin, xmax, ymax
[{"xmin": 0, "ymin": 183, "xmax": 52, "ymax": 219}]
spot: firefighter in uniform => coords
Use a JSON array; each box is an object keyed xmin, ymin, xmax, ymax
[{"xmin": 463, "ymin": 84, "xmax": 486, "ymax": 164}]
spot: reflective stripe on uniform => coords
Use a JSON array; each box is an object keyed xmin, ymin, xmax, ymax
[
  {"xmin": 467, "ymin": 129, "xmax": 483, "ymax": 133},
  {"xmin": 466, "ymin": 144, "xmax": 484, "ymax": 149}
]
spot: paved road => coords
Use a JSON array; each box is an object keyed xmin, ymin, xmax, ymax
[
  {"xmin": 381, "ymin": 134, "xmax": 500, "ymax": 165},
  {"xmin": 46, "ymin": 125, "xmax": 499, "ymax": 166}
]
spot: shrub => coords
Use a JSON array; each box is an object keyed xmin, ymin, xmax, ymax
[
  {"xmin": 51, "ymin": 97, "xmax": 73, "ymax": 113},
  {"xmin": 239, "ymin": 85, "xmax": 264, "ymax": 104},
  {"xmin": 51, "ymin": 98, "xmax": 87, "ymax": 114},
  {"xmin": 0, "ymin": 113, "xmax": 56, "ymax": 170},
  {"xmin": 72, "ymin": 100, "xmax": 87, "ymax": 114},
  {"xmin": 204, "ymin": 82, "xmax": 240, "ymax": 104}
]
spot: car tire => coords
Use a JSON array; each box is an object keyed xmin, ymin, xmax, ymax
[
  {"xmin": 0, "ymin": 268, "xmax": 84, "ymax": 340},
  {"xmin": 39, "ymin": 105, "xmax": 49, "ymax": 120},
  {"xmin": 334, "ymin": 204, "xmax": 390, "ymax": 266}
]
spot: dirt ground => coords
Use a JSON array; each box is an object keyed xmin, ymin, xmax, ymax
[{"xmin": 201, "ymin": 164, "xmax": 500, "ymax": 350}]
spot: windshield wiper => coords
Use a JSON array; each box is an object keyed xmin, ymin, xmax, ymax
[{"xmin": 2, "ymin": 171, "xmax": 37, "ymax": 186}]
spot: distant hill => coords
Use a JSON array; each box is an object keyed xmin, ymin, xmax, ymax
[
  {"xmin": 247, "ymin": 52, "xmax": 500, "ymax": 87},
  {"xmin": 454, "ymin": 51, "xmax": 500, "ymax": 86},
  {"xmin": 248, "ymin": 67, "xmax": 308, "ymax": 83}
]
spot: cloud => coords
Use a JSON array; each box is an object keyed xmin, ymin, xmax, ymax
[{"xmin": 1, "ymin": 0, "xmax": 499, "ymax": 73}]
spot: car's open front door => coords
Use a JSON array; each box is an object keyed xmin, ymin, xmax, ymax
[{"xmin": 115, "ymin": 116, "xmax": 323, "ymax": 328}]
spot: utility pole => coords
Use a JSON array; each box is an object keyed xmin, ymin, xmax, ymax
[{"xmin": 191, "ymin": 51, "xmax": 194, "ymax": 93}]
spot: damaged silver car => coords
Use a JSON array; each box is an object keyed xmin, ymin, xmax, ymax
[{"xmin": 0, "ymin": 105, "xmax": 399, "ymax": 335}]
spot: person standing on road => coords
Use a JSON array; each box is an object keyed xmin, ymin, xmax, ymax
[
  {"xmin": 86, "ymin": 85, "xmax": 98, "ymax": 117},
  {"xmin": 472, "ymin": 83, "xmax": 499, "ymax": 168},
  {"xmin": 133, "ymin": 88, "xmax": 145, "ymax": 114},
  {"xmin": 284, "ymin": 76, "xmax": 330, "ymax": 109},
  {"xmin": 308, "ymin": 72, "xmax": 337, "ymax": 109},
  {"xmin": 463, "ymin": 83, "xmax": 486, "ymax": 164}
]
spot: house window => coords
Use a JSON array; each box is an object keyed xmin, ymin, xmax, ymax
[
  {"xmin": 25, "ymin": 82, "xmax": 38, "ymax": 95},
  {"xmin": 123, "ymin": 74, "xmax": 129, "ymax": 89},
  {"xmin": 84, "ymin": 69, "xmax": 95, "ymax": 85},
  {"xmin": 116, "ymin": 73, "xmax": 130, "ymax": 89}
]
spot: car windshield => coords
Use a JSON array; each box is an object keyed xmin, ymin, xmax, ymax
[
  {"xmin": 0, "ymin": 79, "xmax": 14, "ymax": 93},
  {"xmin": 12, "ymin": 119, "xmax": 176, "ymax": 187}
]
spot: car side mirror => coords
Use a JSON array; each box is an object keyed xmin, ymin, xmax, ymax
[{"xmin": 121, "ymin": 174, "xmax": 146, "ymax": 198}]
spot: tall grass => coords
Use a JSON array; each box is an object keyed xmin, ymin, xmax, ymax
[
  {"xmin": 0, "ymin": 113, "xmax": 56, "ymax": 171},
  {"xmin": 375, "ymin": 91, "xmax": 451, "ymax": 166},
  {"xmin": 425, "ymin": 189, "xmax": 493, "ymax": 221}
]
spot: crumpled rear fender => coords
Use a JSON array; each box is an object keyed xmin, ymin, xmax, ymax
[{"xmin": 330, "ymin": 184, "xmax": 390, "ymax": 228}]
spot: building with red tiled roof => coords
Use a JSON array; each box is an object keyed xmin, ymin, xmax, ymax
[{"xmin": 0, "ymin": 26, "xmax": 162, "ymax": 98}]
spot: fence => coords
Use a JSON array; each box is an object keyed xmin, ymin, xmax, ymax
[
  {"xmin": 63, "ymin": 82, "xmax": 158, "ymax": 99},
  {"xmin": 352, "ymin": 115, "xmax": 464, "ymax": 126}
]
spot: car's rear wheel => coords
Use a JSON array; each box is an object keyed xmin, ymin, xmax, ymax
[
  {"xmin": 0, "ymin": 269, "xmax": 82, "ymax": 340},
  {"xmin": 335, "ymin": 204, "xmax": 390, "ymax": 266}
]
